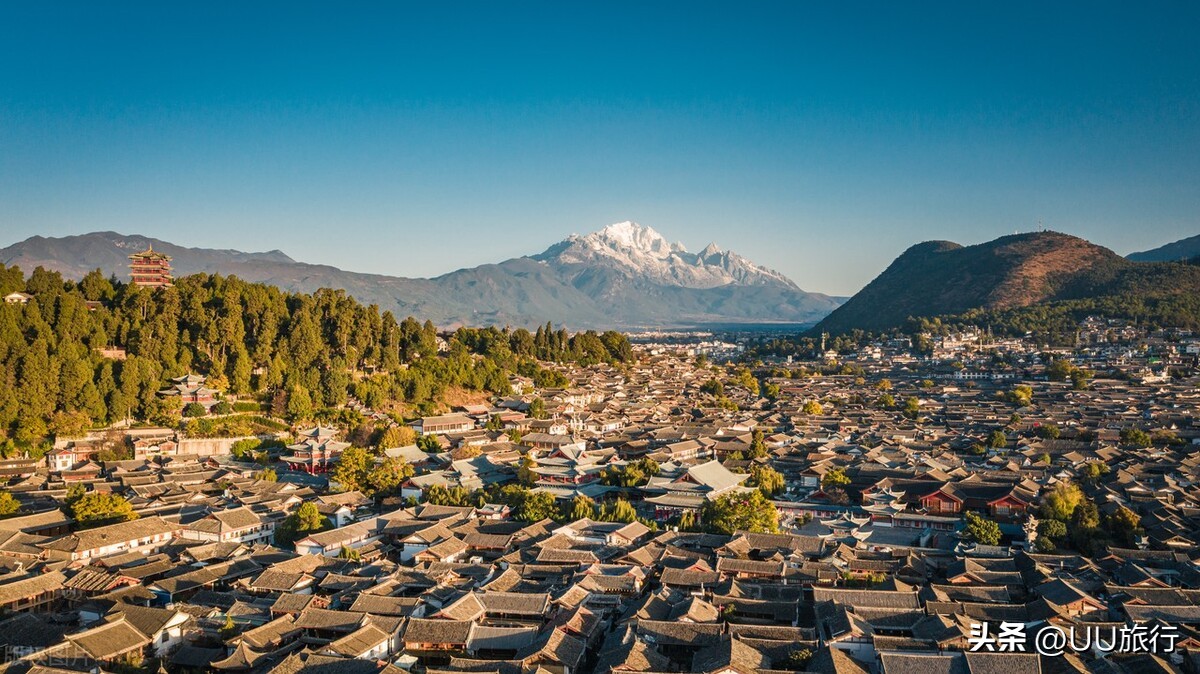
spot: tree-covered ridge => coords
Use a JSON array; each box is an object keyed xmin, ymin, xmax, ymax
[
  {"xmin": 813, "ymin": 231, "xmax": 1200, "ymax": 335},
  {"xmin": 0, "ymin": 264, "xmax": 634, "ymax": 454},
  {"xmin": 907, "ymin": 290, "xmax": 1200, "ymax": 344},
  {"xmin": 746, "ymin": 264, "xmax": 1200, "ymax": 358}
]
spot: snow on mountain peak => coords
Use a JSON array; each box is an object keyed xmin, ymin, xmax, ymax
[
  {"xmin": 588, "ymin": 221, "xmax": 685, "ymax": 257},
  {"xmin": 538, "ymin": 221, "xmax": 800, "ymax": 291}
]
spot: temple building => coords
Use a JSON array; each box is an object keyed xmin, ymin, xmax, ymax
[
  {"xmin": 158, "ymin": 373, "xmax": 219, "ymax": 409},
  {"xmin": 282, "ymin": 426, "xmax": 351, "ymax": 474},
  {"xmin": 128, "ymin": 246, "xmax": 173, "ymax": 288}
]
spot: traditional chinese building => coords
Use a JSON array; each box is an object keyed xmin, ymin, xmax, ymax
[
  {"xmin": 282, "ymin": 426, "xmax": 351, "ymax": 474},
  {"xmin": 158, "ymin": 373, "xmax": 219, "ymax": 411},
  {"xmin": 128, "ymin": 246, "xmax": 173, "ymax": 288}
]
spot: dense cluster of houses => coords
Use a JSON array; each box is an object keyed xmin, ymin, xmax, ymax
[{"xmin": 0, "ymin": 320, "xmax": 1197, "ymax": 673}]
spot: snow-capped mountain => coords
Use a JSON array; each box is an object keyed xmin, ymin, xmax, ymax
[
  {"xmin": 1, "ymin": 224, "xmax": 842, "ymax": 328},
  {"xmin": 534, "ymin": 221, "xmax": 800, "ymax": 290}
]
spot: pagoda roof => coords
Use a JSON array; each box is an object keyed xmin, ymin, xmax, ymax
[{"xmin": 129, "ymin": 245, "xmax": 172, "ymax": 261}]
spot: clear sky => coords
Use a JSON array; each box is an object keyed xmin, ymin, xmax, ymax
[{"xmin": 1, "ymin": 2, "xmax": 1198, "ymax": 296}]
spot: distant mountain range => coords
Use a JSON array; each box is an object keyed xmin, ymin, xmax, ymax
[
  {"xmin": 813, "ymin": 231, "xmax": 1200, "ymax": 334},
  {"xmin": 0, "ymin": 223, "xmax": 843, "ymax": 329},
  {"xmin": 1127, "ymin": 233, "xmax": 1200, "ymax": 262}
]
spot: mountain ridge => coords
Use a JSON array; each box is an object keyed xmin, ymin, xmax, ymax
[
  {"xmin": 1128, "ymin": 233, "xmax": 1200, "ymax": 262},
  {"xmin": 813, "ymin": 231, "xmax": 1200, "ymax": 334},
  {"xmin": 0, "ymin": 224, "xmax": 842, "ymax": 329},
  {"xmin": 532, "ymin": 221, "xmax": 800, "ymax": 290}
]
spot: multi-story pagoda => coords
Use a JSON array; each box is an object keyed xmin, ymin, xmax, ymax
[{"xmin": 128, "ymin": 246, "xmax": 173, "ymax": 288}]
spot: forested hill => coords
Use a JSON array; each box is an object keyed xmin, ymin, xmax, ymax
[
  {"xmin": 813, "ymin": 231, "xmax": 1200, "ymax": 335},
  {"xmin": 0, "ymin": 265, "xmax": 632, "ymax": 456}
]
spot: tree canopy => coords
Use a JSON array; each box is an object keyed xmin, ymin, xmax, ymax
[
  {"xmin": 0, "ymin": 265, "xmax": 634, "ymax": 452},
  {"xmin": 69, "ymin": 492, "xmax": 138, "ymax": 528},
  {"xmin": 700, "ymin": 491, "xmax": 779, "ymax": 535},
  {"xmin": 964, "ymin": 512, "xmax": 1001, "ymax": 546},
  {"xmin": 276, "ymin": 502, "xmax": 330, "ymax": 546}
]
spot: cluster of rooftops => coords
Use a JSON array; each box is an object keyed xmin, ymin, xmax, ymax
[
  {"xmin": 0, "ymin": 322, "xmax": 1197, "ymax": 673},
  {"xmin": 1, "ymin": 501, "xmax": 1200, "ymax": 674}
]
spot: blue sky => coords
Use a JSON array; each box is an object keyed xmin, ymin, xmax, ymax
[{"xmin": 1, "ymin": 2, "xmax": 1198, "ymax": 295}]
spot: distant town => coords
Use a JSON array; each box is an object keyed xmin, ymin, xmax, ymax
[{"xmin": 0, "ymin": 247, "xmax": 1196, "ymax": 674}]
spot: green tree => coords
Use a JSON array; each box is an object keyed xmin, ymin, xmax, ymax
[
  {"xmin": 1069, "ymin": 500, "xmax": 1106, "ymax": 554},
  {"xmin": 366, "ymin": 457, "xmax": 414, "ymax": 497},
  {"xmin": 787, "ymin": 649, "xmax": 814, "ymax": 670},
  {"xmin": 65, "ymin": 483, "xmax": 86, "ymax": 507},
  {"xmin": 821, "ymin": 468, "xmax": 850, "ymax": 488},
  {"xmin": 70, "ymin": 492, "xmax": 139, "ymax": 528},
  {"xmin": 1107, "ymin": 506, "xmax": 1142, "ymax": 547},
  {"xmin": 749, "ymin": 465, "xmax": 785, "ymax": 496},
  {"xmin": 424, "ymin": 484, "xmax": 469, "ymax": 507},
  {"xmin": 517, "ymin": 455, "xmax": 538, "ymax": 486},
  {"xmin": 285, "ymin": 385, "xmax": 314, "ymax": 422},
  {"xmin": 802, "ymin": 400, "xmax": 823, "ymax": 415},
  {"xmin": 258, "ymin": 468, "xmax": 278, "ymax": 482},
  {"xmin": 0, "ymin": 491, "xmax": 20, "ymax": 517},
  {"xmin": 528, "ymin": 398, "xmax": 547, "ymax": 420},
  {"xmin": 276, "ymin": 502, "xmax": 329, "ymax": 546},
  {"xmin": 231, "ymin": 438, "xmax": 262, "ymax": 460},
  {"xmin": 735, "ymin": 368, "xmax": 759, "ymax": 396},
  {"xmin": 220, "ymin": 614, "xmax": 237, "ymax": 639},
  {"xmin": 677, "ymin": 509, "xmax": 699, "ymax": 532},
  {"xmin": 183, "ymin": 402, "xmax": 207, "ymax": 418},
  {"xmin": 700, "ymin": 491, "xmax": 779, "ymax": 534},
  {"xmin": 1036, "ymin": 424, "xmax": 1060, "ymax": 440},
  {"xmin": 379, "ymin": 425, "xmax": 416, "ymax": 448},
  {"xmin": 1071, "ymin": 499, "xmax": 1101, "ymax": 530},
  {"xmin": 749, "ymin": 428, "xmax": 768, "ymax": 459},
  {"xmin": 988, "ymin": 429, "xmax": 1008, "ymax": 448},
  {"xmin": 1039, "ymin": 482, "xmax": 1084, "ymax": 522},
  {"xmin": 1037, "ymin": 519, "xmax": 1067, "ymax": 542},
  {"xmin": 598, "ymin": 498, "xmax": 638, "ymax": 524},
  {"xmin": 567, "ymin": 495, "xmax": 597, "ymax": 521},
  {"xmin": 47, "ymin": 410, "xmax": 92, "ymax": 439},
  {"xmin": 1004, "ymin": 384, "xmax": 1033, "ymax": 407},
  {"xmin": 517, "ymin": 491, "xmax": 557, "ymax": 522},
  {"xmin": 964, "ymin": 512, "xmax": 1001, "ymax": 546},
  {"xmin": 1120, "ymin": 427, "xmax": 1152, "ymax": 448},
  {"xmin": 416, "ymin": 434, "xmax": 442, "ymax": 452},
  {"xmin": 1046, "ymin": 359, "xmax": 1076, "ymax": 382},
  {"xmin": 1081, "ymin": 461, "xmax": 1110, "ymax": 484},
  {"xmin": 330, "ymin": 446, "xmax": 373, "ymax": 493}
]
